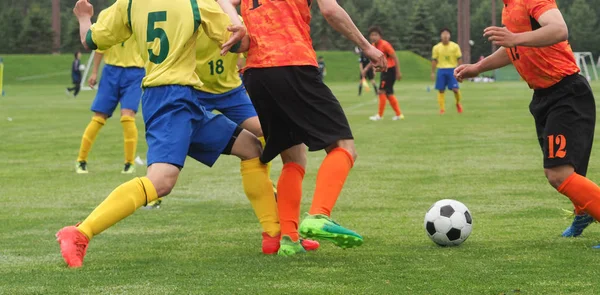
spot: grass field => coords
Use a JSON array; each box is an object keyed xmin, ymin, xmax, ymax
[{"xmin": 2, "ymin": 80, "xmax": 600, "ymax": 294}]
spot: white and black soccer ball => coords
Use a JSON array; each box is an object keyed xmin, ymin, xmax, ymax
[
  {"xmin": 79, "ymin": 64, "xmax": 86, "ymax": 71},
  {"xmin": 424, "ymin": 199, "xmax": 473, "ymax": 246}
]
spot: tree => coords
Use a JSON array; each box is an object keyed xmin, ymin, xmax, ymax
[
  {"xmin": 405, "ymin": 0, "xmax": 435, "ymax": 58},
  {"xmin": 566, "ymin": 0, "xmax": 600, "ymax": 55},
  {"xmin": 18, "ymin": 3, "xmax": 55, "ymax": 53},
  {"xmin": 0, "ymin": 7, "xmax": 24, "ymax": 53}
]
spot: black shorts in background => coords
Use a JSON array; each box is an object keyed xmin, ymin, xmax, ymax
[
  {"xmin": 380, "ymin": 66, "xmax": 396, "ymax": 95},
  {"xmin": 530, "ymin": 74, "xmax": 596, "ymax": 175},
  {"xmin": 243, "ymin": 66, "xmax": 354, "ymax": 163},
  {"xmin": 361, "ymin": 69, "xmax": 375, "ymax": 80}
]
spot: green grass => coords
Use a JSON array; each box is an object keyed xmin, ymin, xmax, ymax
[{"xmin": 2, "ymin": 80, "xmax": 600, "ymax": 294}]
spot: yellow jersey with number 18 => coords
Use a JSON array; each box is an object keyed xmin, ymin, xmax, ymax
[
  {"xmin": 96, "ymin": 35, "xmax": 144, "ymax": 68},
  {"xmin": 87, "ymin": 0, "xmax": 234, "ymax": 89},
  {"xmin": 196, "ymin": 28, "xmax": 243, "ymax": 94},
  {"xmin": 432, "ymin": 41, "xmax": 462, "ymax": 69}
]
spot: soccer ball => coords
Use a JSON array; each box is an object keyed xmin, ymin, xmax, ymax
[
  {"xmin": 79, "ymin": 64, "xmax": 86, "ymax": 71},
  {"xmin": 424, "ymin": 199, "xmax": 472, "ymax": 246}
]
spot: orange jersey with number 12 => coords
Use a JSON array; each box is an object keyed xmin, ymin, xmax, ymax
[
  {"xmin": 241, "ymin": 0, "xmax": 317, "ymax": 68},
  {"xmin": 502, "ymin": 0, "xmax": 579, "ymax": 89}
]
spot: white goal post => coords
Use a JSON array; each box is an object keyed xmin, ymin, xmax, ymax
[
  {"xmin": 574, "ymin": 52, "xmax": 598, "ymax": 81},
  {"xmin": 80, "ymin": 51, "xmax": 104, "ymax": 91}
]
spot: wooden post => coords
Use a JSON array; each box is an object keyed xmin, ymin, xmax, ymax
[{"xmin": 457, "ymin": 0, "xmax": 471, "ymax": 63}]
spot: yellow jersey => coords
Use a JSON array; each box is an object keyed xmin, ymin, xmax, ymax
[
  {"xmin": 96, "ymin": 36, "xmax": 144, "ymax": 68},
  {"xmin": 196, "ymin": 25, "xmax": 242, "ymax": 94},
  {"xmin": 87, "ymin": 0, "xmax": 234, "ymax": 89},
  {"xmin": 432, "ymin": 41, "xmax": 462, "ymax": 69}
]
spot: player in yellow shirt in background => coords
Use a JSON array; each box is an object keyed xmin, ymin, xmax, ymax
[
  {"xmin": 431, "ymin": 28, "xmax": 463, "ymax": 114},
  {"xmin": 192, "ymin": 27, "xmax": 319, "ymax": 254},
  {"xmin": 75, "ymin": 37, "xmax": 145, "ymax": 174}
]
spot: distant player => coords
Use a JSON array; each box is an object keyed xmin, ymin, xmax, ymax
[
  {"xmin": 455, "ymin": 0, "xmax": 599, "ymax": 243},
  {"xmin": 358, "ymin": 48, "xmax": 377, "ymax": 96},
  {"xmin": 66, "ymin": 51, "xmax": 82, "ymax": 97},
  {"xmin": 75, "ymin": 37, "xmax": 145, "ymax": 174},
  {"xmin": 432, "ymin": 28, "xmax": 463, "ymax": 114},
  {"xmin": 238, "ymin": 0, "xmax": 386, "ymax": 255},
  {"xmin": 194, "ymin": 26, "xmax": 318, "ymax": 254},
  {"xmin": 56, "ymin": 0, "xmax": 267, "ymax": 268},
  {"xmin": 363, "ymin": 26, "xmax": 403, "ymax": 121},
  {"xmin": 317, "ymin": 56, "xmax": 326, "ymax": 81}
]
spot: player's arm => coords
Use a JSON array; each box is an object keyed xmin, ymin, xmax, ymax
[
  {"xmin": 88, "ymin": 51, "xmax": 104, "ymax": 88},
  {"xmin": 198, "ymin": 0, "xmax": 248, "ymax": 54},
  {"xmin": 74, "ymin": 0, "xmax": 132, "ymax": 50},
  {"xmin": 484, "ymin": 9, "xmax": 568, "ymax": 48},
  {"xmin": 316, "ymin": 0, "xmax": 386, "ymax": 70},
  {"xmin": 392, "ymin": 51, "xmax": 401, "ymax": 80},
  {"xmin": 454, "ymin": 47, "xmax": 511, "ymax": 82}
]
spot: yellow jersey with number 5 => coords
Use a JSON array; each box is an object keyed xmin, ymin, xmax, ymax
[
  {"xmin": 432, "ymin": 41, "xmax": 462, "ymax": 69},
  {"xmin": 87, "ymin": 0, "xmax": 234, "ymax": 89},
  {"xmin": 196, "ymin": 28, "xmax": 243, "ymax": 94},
  {"xmin": 96, "ymin": 35, "xmax": 144, "ymax": 68}
]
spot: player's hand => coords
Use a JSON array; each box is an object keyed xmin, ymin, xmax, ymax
[
  {"xmin": 73, "ymin": 0, "xmax": 94, "ymax": 20},
  {"xmin": 363, "ymin": 45, "xmax": 387, "ymax": 72},
  {"xmin": 221, "ymin": 25, "xmax": 246, "ymax": 55},
  {"xmin": 396, "ymin": 71, "xmax": 402, "ymax": 81},
  {"xmin": 430, "ymin": 72, "xmax": 436, "ymax": 81},
  {"xmin": 454, "ymin": 64, "xmax": 480, "ymax": 83},
  {"xmin": 88, "ymin": 73, "xmax": 97, "ymax": 89},
  {"xmin": 483, "ymin": 26, "xmax": 520, "ymax": 48}
]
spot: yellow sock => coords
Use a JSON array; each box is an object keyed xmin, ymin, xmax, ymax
[
  {"xmin": 77, "ymin": 177, "xmax": 158, "ymax": 239},
  {"xmin": 257, "ymin": 136, "xmax": 272, "ymax": 176},
  {"xmin": 241, "ymin": 157, "xmax": 280, "ymax": 237},
  {"xmin": 454, "ymin": 90, "xmax": 462, "ymax": 104},
  {"xmin": 120, "ymin": 115, "xmax": 138, "ymax": 164},
  {"xmin": 77, "ymin": 116, "xmax": 106, "ymax": 162},
  {"xmin": 437, "ymin": 92, "xmax": 445, "ymax": 112}
]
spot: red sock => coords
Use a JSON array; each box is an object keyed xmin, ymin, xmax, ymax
[
  {"xmin": 388, "ymin": 95, "xmax": 402, "ymax": 116},
  {"xmin": 309, "ymin": 148, "xmax": 354, "ymax": 217},
  {"xmin": 558, "ymin": 173, "xmax": 600, "ymax": 220},
  {"xmin": 378, "ymin": 93, "xmax": 386, "ymax": 117},
  {"xmin": 277, "ymin": 163, "xmax": 304, "ymax": 241}
]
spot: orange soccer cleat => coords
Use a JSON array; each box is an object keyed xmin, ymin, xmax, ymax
[
  {"xmin": 56, "ymin": 226, "xmax": 89, "ymax": 268},
  {"xmin": 261, "ymin": 232, "xmax": 320, "ymax": 254},
  {"xmin": 456, "ymin": 103, "xmax": 463, "ymax": 114}
]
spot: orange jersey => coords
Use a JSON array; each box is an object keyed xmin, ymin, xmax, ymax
[
  {"xmin": 502, "ymin": 0, "xmax": 579, "ymax": 89},
  {"xmin": 373, "ymin": 40, "xmax": 396, "ymax": 69},
  {"xmin": 241, "ymin": 0, "xmax": 317, "ymax": 68}
]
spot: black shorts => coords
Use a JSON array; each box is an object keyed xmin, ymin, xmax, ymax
[
  {"xmin": 380, "ymin": 67, "xmax": 396, "ymax": 95},
  {"xmin": 361, "ymin": 69, "xmax": 374, "ymax": 80},
  {"xmin": 243, "ymin": 66, "xmax": 354, "ymax": 163},
  {"xmin": 530, "ymin": 74, "xmax": 596, "ymax": 175}
]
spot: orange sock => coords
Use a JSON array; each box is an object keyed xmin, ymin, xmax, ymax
[
  {"xmin": 388, "ymin": 95, "xmax": 402, "ymax": 116},
  {"xmin": 277, "ymin": 163, "xmax": 305, "ymax": 242},
  {"xmin": 309, "ymin": 148, "xmax": 354, "ymax": 217},
  {"xmin": 558, "ymin": 173, "xmax": 600, "ymax": 220},
  {"xmin": 378, "ymin": 93, "xmax": 386, "ymax": 117}
]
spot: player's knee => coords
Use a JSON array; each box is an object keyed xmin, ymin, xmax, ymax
[
  {"xmin": 146, "ymin": 163, "xmax": 180, "ymax": 197},
  {"xmin": 240, "ymin": 117, "xmax": 263, "ymax": 138},
  {"xmin": 93, "ymin": 112, "xmax": 109, "ymax": 120},
  {"xmin": 121, "ymin": 109, "xmax": 136, "ymax": 117},
  {"xmin": 231, "ymin": 129, "xmax": 262, "ymax": 161},
  {"xmin": 328, "ymin": 140, "xmax": 357, "ymax": 161},
  {"xmin": 544, "ymin": 166, "xmax": 575, "ymax": 189},
  {"xmin": 280, "ymin": 145, "xmax": 307, "ymax": 168}
]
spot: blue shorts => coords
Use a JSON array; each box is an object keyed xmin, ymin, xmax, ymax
[
  {"xmin": 91, "ymin": 65, "xmax": 145, "ymax": 117},
  {"xmin": 196, "ymin": 85, "xmax": 257, "ymax": 125},
  {"xmin": 143, "ymin": 85, "xmax": 238, "ymax": 168},
  {"xmin": 435, "ymin": 68, "xmax": 459, "ymax": 91}
]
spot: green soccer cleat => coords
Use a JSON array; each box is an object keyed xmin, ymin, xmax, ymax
[
  {"xmin": 144, "ymin": 198, "xmax": 162, "ymax": 209},
  {"xmin": 121, "ymin": 163, "xmax": 135, "ymax": 174},
  {"xmin": 75, "ymin": 161, "xmax": 88, "ymax": 174},
  {"xmin": 299, "ymin": 214, "xmax": 363, "ymax": 249},
  {"xmin": 277, "ymin": 235, "xmax": 306, "ymax": 256}
]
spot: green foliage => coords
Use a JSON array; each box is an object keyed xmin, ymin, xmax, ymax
[
  {"xmin": 0, "ymin": 7, "xmax": 25, "ymax": 54},
  {"xmin": 17, "ymin": 3, "xmax": 55, "ymax": 54},
  {"xmin": 405, "ymin": 0, "xmax": 435, "ymax": 58},
  {"xmin": 565, "ymin": 0, "xmax": 600, "ymax": 53}
]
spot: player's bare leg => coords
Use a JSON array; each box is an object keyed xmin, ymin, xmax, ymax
[
  {"xmin": 57, "ymin": 163, "xmax": 176, "ymax": 267},
  {"xmin": 299, "ymin": 139, "xmax": 363, "ymax": 249},
  {"xmin": 452, "ymin": 88, "xmax": 463, "ymax": 114},
  {"xmin": 76, "ymin": 112, "xmax": 109, "ymax": 173}
]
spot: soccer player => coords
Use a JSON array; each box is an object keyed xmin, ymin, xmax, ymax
[
  {"xmin": 317, "ymin": 56, "xmax": 326, "ymax": 81},
  {"xmin": 75, "ymin": 37, "xmax": 145, "ymax": 174},
  {"xmin": 432, "ymin": 28, "xmax": 463, "ymax": 115},
  {"xmin": 66, "ymin": 51, "xmax": 82, "ymax": 97},
  {"xmin": 56, "ymin": 0, "xmax": 267, "ymax": 268},
  {"xmin": 358, "ymin": 49, "xmax": 378, "ymax": 96},
  {"xmin": 455, "ymin": 0, "xmax": 599, "ymax": 244},
  {"xmin": 236, "ymin": 0, "xmax": 387, "ymax": 255},
  {"xmin": 194, "ymin": 27, "xmax": 319, "ymax": 254},
  {"xmin": 363, "ymin": 26, "xmax": 403, "ymax": 121}
]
